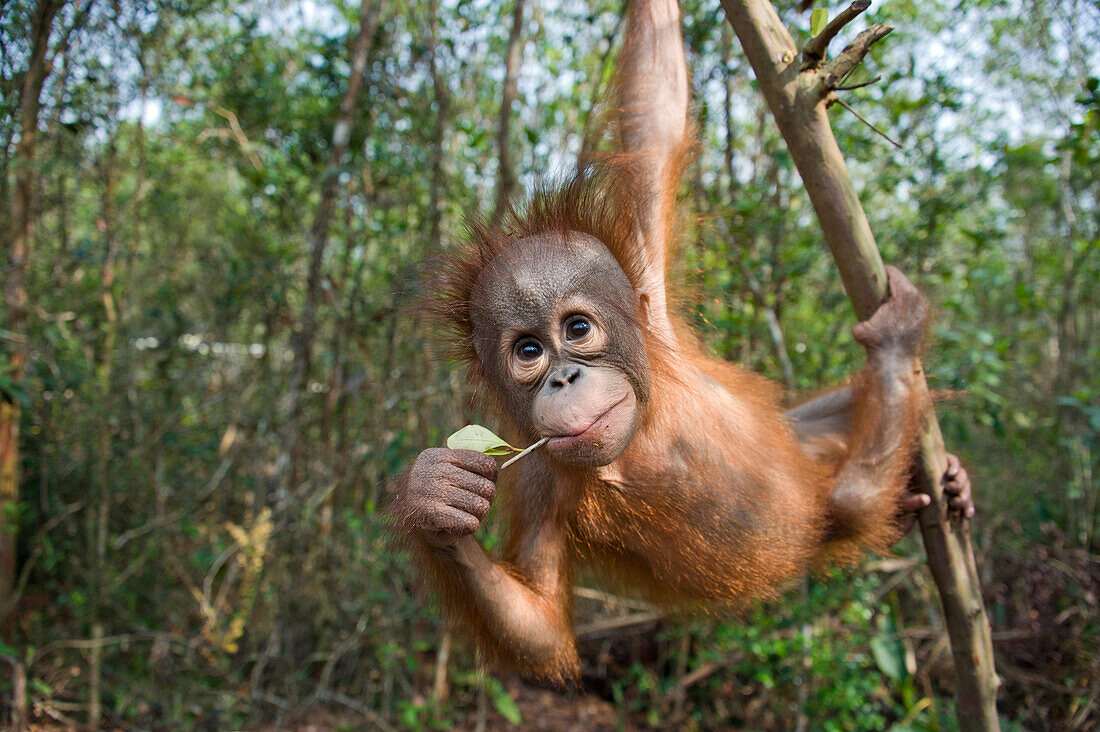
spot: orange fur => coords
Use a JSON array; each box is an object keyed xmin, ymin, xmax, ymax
[
  {"xmin": 400, "ymin": 0, "xmax": 925, "ymax": 680},
  {"xmin": 408, "ymin": 148, "xmax": 924, "ymax": 680},
  {"xmin": 428, "ymin": 152, "xmax": 672, "ymax": 365}
]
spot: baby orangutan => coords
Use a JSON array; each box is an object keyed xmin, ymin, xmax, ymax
[{"xmin": 393, "ymin": 0, "xmax": 972, "ymax": 680}]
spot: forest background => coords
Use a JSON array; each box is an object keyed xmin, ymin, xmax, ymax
[{"xmin": 0, "ymin": 0, "xmax": 1097, "ymax": 729}]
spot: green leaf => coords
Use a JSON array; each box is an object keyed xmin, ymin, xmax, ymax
[
  {"xmin": 446, "ymin": 424, "xmax": 516, "ymax": 455},
  {"xmin": 29, "ymin": 679, "xmax": 52, "ymax": 698},
  {"xmin": 485, "ymin": 677, "xmax": 522, "ymax": 724},
  {"xmin": 811, "ymin": 9, "xmax": 829, "ymax": 37},
  {"xmin": 871, "ymin": 632, "xmax": 908, "ymax": 682}
]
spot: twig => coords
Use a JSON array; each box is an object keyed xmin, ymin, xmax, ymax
[
  {"xmin": 801, "ymin": 0, "xmax": 871, "ymax": 68},
  {"xmin": 34, "ymin": 701, "xmax": 80, "ymax": 728},
  {"xmin": 254, "ymin": 692, "xmax": 291, "ymax": 710},
  {"xmin": 30, "ymin": 631, "xmax": 186, "ymax": 666},
  {"xmin": 2, "ymin": 655, "xmax": 26, "ymax": 732},
  {"xmin": 735, "ymin": 252, "xmax": 796, "ymax": 390},
  {"xmin": 211, "ymin": 105, "xmax": 263, "ymax": 171},
  {"xmin": 250, "ymin": 626, "xmax": 280, "ymax": 702},
  {"xmin": 676, "ymin": 661, "xmax": 725, "ymax": 690},
  {"xmin": 795, "ymin": 579, "xmax": 813, "ymax": 732},
  {"xmin": 574, "ymin": 585, "xmax": 655, "ymax": 612},
  {"xmin": 125, "ymin": 391, "xmax": 231, "ymax": 460},
  {"xmin": 902, "ymin": 627, "xmax": 1040, "ymax": 642},
  {"xmin": 0, "ymin": 329, "xmax": 26, "ymax": 345},
  {"xmin": 431, "ymin": 629, "xmax": 452, "ymax": 704},
  {"xmin": 835, "ymin": 74, "xmax": 881, "ymax": 91},
  {"xmin": 671, "ymin": 631, "xmax": 690, "ymax": 719},
  {"xmin": 474, "ymin": 657, "xmax": 487, "ymax": 732},
  {"xmin": 998, "ymin": 663, "xmax": 1081, "ymax": 695},
  {"xmin": 834, "ymin": 98, "xmax": 902, "ymax": 148},
  {"xmin": 575, "ymin": 611, "xmax": 662, "ymax": 640},
  {"xmin": 821, "ymin": 24, "xmax": 894, "ymax": 92},
  {"xmin": 865, "ymin": 557, "xmax": 920, "ymax": 573},
  {"xmin": 315, "ymin": 616, "xmax": 368, "ymax": 698},
  {"xmin": 0, "ymin": 502, "xmax": 84, "ymax": 623},
  {"xmin": 1071, "ymin": 687, "xmax": 1099, "ymax": 730},
  {"xmin": 315, "ymin": 689, "xmax": 396, "ymax": 730},
  {"xmin": 113, "ymin": 452, "xmax": 236, "ymax": 549},
  {"xmin": 500, "ymin": 437, "xmax": 547, "ymax": 469}
]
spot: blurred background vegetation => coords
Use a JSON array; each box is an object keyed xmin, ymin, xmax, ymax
[{"xmin": 0, "ymin": 0, "xmax": 1096, "ymax": 729}]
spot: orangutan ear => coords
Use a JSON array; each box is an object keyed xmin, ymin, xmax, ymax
[{"xmin": 638, "ymin": 292, "xmax": 652, "ymax": 329}]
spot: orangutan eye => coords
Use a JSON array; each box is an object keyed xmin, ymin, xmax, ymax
[
  {"xmin": 516, "ymin": 339, "xmax": 543, "ymax": 361},
  {"xmin": 565, "ymin": 317, "xmax": 591, "ymax": 340}
]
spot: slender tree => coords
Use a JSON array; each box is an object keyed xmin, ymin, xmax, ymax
[
  {"xmin": 88, "ymin": 116, "xmax": 119, "ymax": 729},
  {"xmin": 493, "ymin": 0, "xmax": 528, "ymax": 218},
  {"xmin": 718, "ymin": 1, "xmax": 1000, "ymax": 728},
  {"xmin": 281, "ymin": 0, "xmax": 384, "ymax": 493},
  {"xmin": 425, "ymin": 0, "xmax": 451, "ymax": 255},
  {"xmin": 1, "ymin": 0, "xmax": 63, "ymax": 615}
]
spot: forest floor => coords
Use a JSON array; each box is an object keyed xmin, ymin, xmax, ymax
[{"xmin": 250, "ymin": 681, "xmax": 624, "ymax": 731}]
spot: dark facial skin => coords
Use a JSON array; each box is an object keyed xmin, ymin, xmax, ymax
[{"xmin": 469, "ymin": 232, "xmax": 650, "ymax": 467}]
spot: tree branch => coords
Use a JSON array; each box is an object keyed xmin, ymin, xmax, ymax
[
  {"xmin": 801, "ymin": 0, "xmax": 870, "ymax": 69},
  {"xmin": 833, "ymin": 98, "xmax": 901, "ymax": 148},
  {"xmin": 835, "ymin": 74, "xmax": 880, "ymax": 91},
  {"xmin": 719, "ymin": 2, "xmax": 1001, "ymax": 729},
  {"xmin": 821, "ymin": 23, "xmax": 894, "ymax": 94}
]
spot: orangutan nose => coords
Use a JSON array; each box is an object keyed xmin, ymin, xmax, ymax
[{"xmin": 547, "ymin": 365, "xmax": 582, "ymax": 391}]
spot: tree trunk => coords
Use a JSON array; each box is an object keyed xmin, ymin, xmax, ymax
[
  {"xmin": 1, "ymin": 0, "xmax": 62, "ymax": 615},
  {"xmin": 88, "ymin": 127, "xmax": 119, "ymax": 730},
  {"xmin": 281, "ymin": 0, "xmax": 384, "ymax": 494},
  {"xmin": 426, "ymin": 0, "xmax": 451, "ymax": 256},
  {"xmin": 335, "ymin": 174, "xmax": 375, "ymax": 495},
  {"xmin": 718, "ymin": 2, "xmax": 1000, "ymax": 728},
  {"xmin": 493, "ymin": 0, "xmax": 527, "ymax": 218},
  {"xmin": 423, "ymin": 3, "xmax": 455, "ymax": 688}
]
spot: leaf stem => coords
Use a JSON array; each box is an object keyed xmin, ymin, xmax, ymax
[{"xmin": 500, "ymin": 438, "xmax": 548, "ymax": 470}]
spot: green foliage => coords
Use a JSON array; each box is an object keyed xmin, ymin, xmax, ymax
[
  {"xmin": 0, "ymin": 0, "xmax": 1094, "ymax": 728},
  {"xmin": 483, "ymin": 675, "xmax": 522, "ymax": 725}
]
